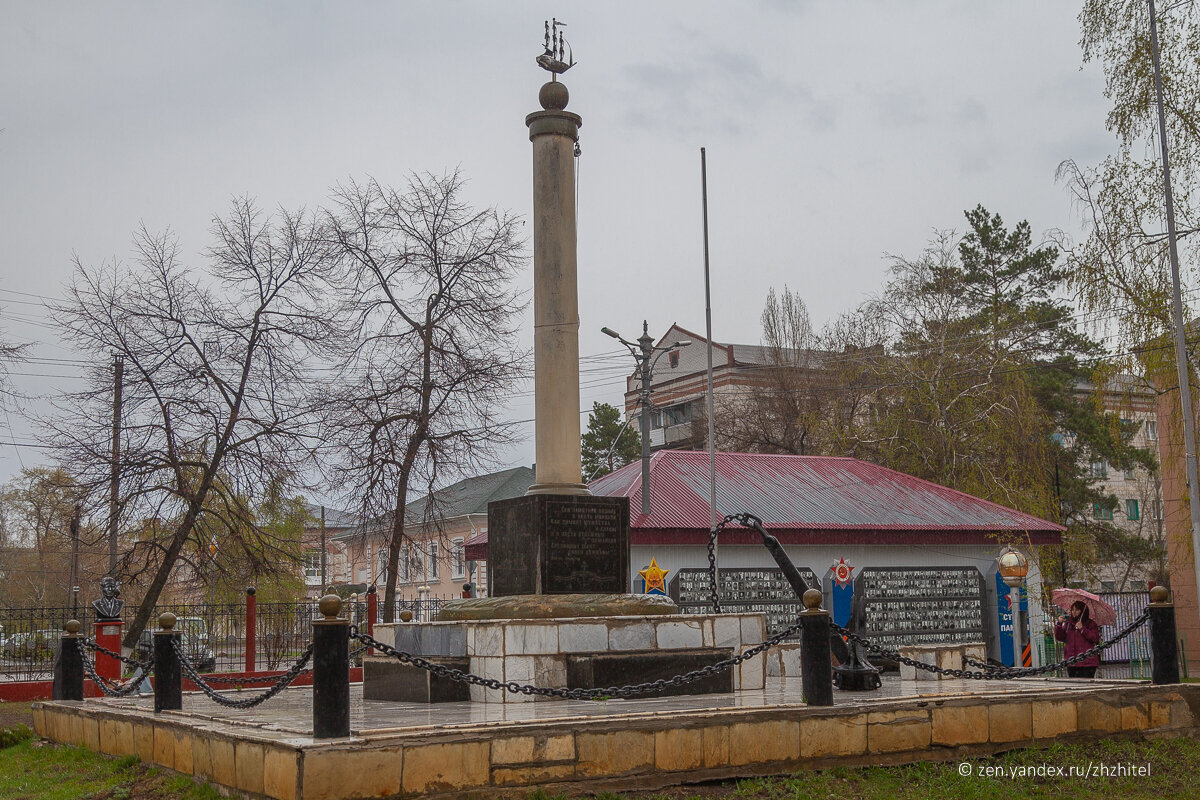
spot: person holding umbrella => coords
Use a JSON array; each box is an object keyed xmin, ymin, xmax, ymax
[{"xmin": 1052, "ymin": 588, "xmax": 1114, "ymax": 678}]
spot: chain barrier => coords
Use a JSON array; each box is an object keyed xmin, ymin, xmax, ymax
[
  {"xmin": 831, "ymin": 611, "xmax": 1150, "ymax": 680},
  {"xmin": 173, "ymin": 638, "xmax": 314, "ymax": 709},
  {"xmin": 349, "ymin": 620, "xmax": 802, "ymax": 701},
  {"xmin": 81, "ymin": 638, "xmax": 153, "ymax": 673},
  {"xmin": 707, "ymin": 513, "xmax": 763, "ymax": 614},
  {"xmin": 79, "ymin": 648, "xmax": 148, "ymax": 697}
]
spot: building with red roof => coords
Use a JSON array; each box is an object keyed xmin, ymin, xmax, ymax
[{"xmin": 469, "ymin": 450, "xmax": 1063, "ymax": 667}]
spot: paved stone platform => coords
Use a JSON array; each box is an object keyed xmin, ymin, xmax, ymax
[{"xmin": 34, "ymin": 675, "xmax": 1200, "ymax": 799}]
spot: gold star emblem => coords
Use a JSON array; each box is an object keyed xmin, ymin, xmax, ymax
[{"xmin": 638, "ymin": 558, "xmax": 669, "ymax": 596}]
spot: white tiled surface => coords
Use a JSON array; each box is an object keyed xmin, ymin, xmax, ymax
[{"xmin": 93, "ymin": 673, "xmax": 1125, "ymax": 739}]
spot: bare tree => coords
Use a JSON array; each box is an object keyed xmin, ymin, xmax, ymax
[
  {"xmin": 706, "ymin": 286, "xmax": 884, "ymax": 458},
  {"xmin": 47, "ymin": 200, "xmax": 337, "ymax": 646},
  {"xmin": 322, "ymin": 172, "xmax": 527, "ymax": 621}
]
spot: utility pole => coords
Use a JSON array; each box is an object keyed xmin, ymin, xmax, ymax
[
  {"xmin": 1148, "ymin": 0, "xmax": 1200, "ymax": 606},
  {"xmin": 320, "ymin": 505, "xmax": 327, "ymax": 590},
  {"xmin": 69, "ymin": 504, "xmax": 81, "ymax": 617},
  {"xmin": 108, "ymin": 354, "xmax": 123, "ymax": 572},
  {"xmin": 637, "ymin": 322, "xmax": 654, "ymax": 517},
  {"xmin": 601, "ymin": 322, "xmax": 691, "ymax": 517}
]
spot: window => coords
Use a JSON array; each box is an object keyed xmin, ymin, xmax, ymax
[
  {"xmin": 304, "ymin": 549, "xmax": 322, "ymax": 583},
  {"xmin": 1123, "ymin": 466, "xmax": 1135, "ymax": 480},
  {"xmin": 1151, "ymin": 498, "xmax": 1163, "ymax": 519},
  {"xmin": 1129, "ymin": 580, "xmax": 1147, "ymax": 591},
  {"xmin": 451, "ymin": 538, "xmax": 466, "ymax": 580},
  {"xmin": 1100, "ymin": 580, "xmax": 1116, "ymax": 592},
  {"xmin": 427, "ymin": 541, "xmax": 439, "ymax": 581},
  {"xmin": 1093, "ymin": 503, "xmax": 1114, "ymax": 520},
  {"xmin": 377, "ymin": 548, "xmax": 388, "ymax": 585},
  {"xmin": 668, "ymin": 350, "xmax": 680, "ymax": 368},
  {"xmin": 1090, "ymin": 461, "xmax": 1108, "ymax": 479},
  {"xmin": 1145, "ymin": 420, "xmax": 1158, "ymax": 441},
  {"xmin": 398, "ymin": 545, "xmax": 411, "ymax": 584},
  {"xmin": 1126, "ymin": 499, "xmax": 1140, "ymax": 521},
  {"xmin": 663, "ymin": 403, "xmax": 690, "ymax": 426}
]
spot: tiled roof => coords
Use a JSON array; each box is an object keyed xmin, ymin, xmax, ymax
[{"xmin": 334, "ymin": 466, "xmax": 535, "ymax": 540}]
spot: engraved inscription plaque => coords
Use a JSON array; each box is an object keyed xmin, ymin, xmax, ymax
[
  {"xmin": 487, "ymin": 493, "xmax": 630, "ymax": 596},
  {"xmin": 668, "ymin": 566, "xmax": 820, "ymax": 640},
  {"xmin": 855, "ymin": 566, "xmax": 986, "ymax": 651},
  {"xmin": 543, "ymin": 500, "xmax": 625, "ymax": 593}
]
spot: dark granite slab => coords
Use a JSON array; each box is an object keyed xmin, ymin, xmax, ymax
[
  {"xmin": 566, "ymin": 648, "xmax": 734, "ymax": 698},
  {"xmin": 363, "ymin": 655, "xmax": 470, "ymax": 703},
  {"xmin": 487, "ymin": 494, "xmax": 630, "ymax": 596}
]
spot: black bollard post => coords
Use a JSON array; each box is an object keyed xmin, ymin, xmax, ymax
[
  {"xmin": 52, "ymin": 620, "xmax": 84, "ymax": 701},
  {"xmin": 1149, "ymin": 585, "xmax": 1181, "ymax": 685},
  {"xmin": 799, "ymin": 589, "xmax": 834, "ymax": 707},
  {"xmin": 313, "ymin": 593, "xmax": 350, "ymax": 739},
  {"xmin": 154, "ymin": 613, "xmax": 183, "ymax": 712}
]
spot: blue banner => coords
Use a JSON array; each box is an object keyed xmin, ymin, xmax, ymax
[{"xmin": 994, "ymin": 571, "xmax": 1030, "ymax": 667}]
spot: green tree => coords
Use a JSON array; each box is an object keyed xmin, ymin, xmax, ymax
[
  {"xmin": 956, "ymin": 206, "xmax": 1157, "ymax": 584},
  {"xmin": 582, "ymin": 402, "xmax": 639, "ymax": 480}
]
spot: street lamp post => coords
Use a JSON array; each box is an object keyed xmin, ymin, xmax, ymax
[
  {"xmin": 998, "ymin": 547, "xmax": 1030, "ymax": 668},
  {"xmin": 601, "ymin": 322, "xmax": 690, "ymax": 516}
]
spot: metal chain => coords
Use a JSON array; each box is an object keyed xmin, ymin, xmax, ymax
[
  {"xmin": 81, "ymin": 638, "xmax": 153, "ymax": 672},
  {"xmin": 708, "ymin": 512, "xmax": 763, "ymax": 613},
  {"xmin": 830, "ymin": 610, "xmax": 1150, "ymax": 680},
  {"xmin": 349, "ymin": 620, "xmax": 802, "ymax": 700},
  {"xmin": 80, "ymin": 648, "xmax": 148, "ymax": 697},
  {"xmin": 173, "ymin": 638, "xmax": 314, "ymax": 709}
]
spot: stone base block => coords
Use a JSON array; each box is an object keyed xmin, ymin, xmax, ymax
[
  {"xmin": 363, "ymin": 655, "xmax": 470, "ymax": 703},
  {"xmin": 899, "ymin": 642, "xmax": 984, "ymax": 681},
  {"xmin": 567, "ymin": 648, "xmax": 734, "ymax": 698}
]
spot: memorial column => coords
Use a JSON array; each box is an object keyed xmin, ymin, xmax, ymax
[{"xmin": 525, "ymin": 79, "xmax": 587, "ymax": 495}]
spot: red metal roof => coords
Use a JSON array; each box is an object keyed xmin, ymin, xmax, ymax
[{"xmin": 590, "ymin": 451, "xmax": 1063, "ymax": 545}]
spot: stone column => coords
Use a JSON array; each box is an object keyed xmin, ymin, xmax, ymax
[{"xmin": 525, "ymin": 80, "xmax": 587, "ymax": 495}]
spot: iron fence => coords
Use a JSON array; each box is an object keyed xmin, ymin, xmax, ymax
[
  {"xmin": 1036, "ymin": 590, "xmax": 1153, "ymax": 677},
  {"xmin": 0, "ymin": 597, "xmax": 389, "ymax": 682}
]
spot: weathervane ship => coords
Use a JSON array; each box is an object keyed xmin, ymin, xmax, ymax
[{"xmin": 536, "ymin": 18, "xmax": 575, "ymax": 78}]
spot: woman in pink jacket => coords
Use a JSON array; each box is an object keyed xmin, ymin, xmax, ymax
[{"xmin": 1054, "ymin": 601, "xmax": 1101, "ymax": 678}]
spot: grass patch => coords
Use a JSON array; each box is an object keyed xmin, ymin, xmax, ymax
[
  {"xmin": 0, "ymin": 739, "xmax": 221, "ymax": 800},
  {"xmin": 528, "ymin": 737, "xmax": 1200, "ymax": 800}
]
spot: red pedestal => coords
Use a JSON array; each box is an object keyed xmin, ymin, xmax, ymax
[{"xmin": 93, "ymin": 620, "xmax": 124, "ymax": 681}]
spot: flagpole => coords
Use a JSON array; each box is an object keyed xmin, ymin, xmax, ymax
[{"xmin": 701, "ymin": 148, "xmax": 719, "ymax": 600}]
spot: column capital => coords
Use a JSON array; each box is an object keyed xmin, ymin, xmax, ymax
[{"xmin": 526, "ymin": 109, "xmax": 582, "ymax": 141}]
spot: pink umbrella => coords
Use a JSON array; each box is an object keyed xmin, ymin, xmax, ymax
[{"xmin": 1051, "ymin": 588, "xmax": 1117, "ymax": 627}]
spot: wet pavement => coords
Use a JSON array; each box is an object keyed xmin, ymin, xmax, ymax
[{"xmin": 94, "ymin": 672, "xmax": 1133, "ymax": 737}]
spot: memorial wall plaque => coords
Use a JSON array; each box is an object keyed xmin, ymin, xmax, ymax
[
  {"xmin": 487, "ymin": 494, "xmax": 630, "ymax": 596},
  {"xmin": 854, "ymin": 566, "xmax": 985, "ymax": 651},
  {"xmin": 668, "ymin": 566, "xmax": 820, "ymax": 640}
]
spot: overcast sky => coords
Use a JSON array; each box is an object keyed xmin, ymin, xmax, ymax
[{"xmin": 0, "ymin": 1, "xmax": 1115, "ymax": 496}]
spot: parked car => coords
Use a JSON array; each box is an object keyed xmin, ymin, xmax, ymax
[
  {"xmin": 134, "ymin": 616, "xmax": 216, "ymax": 672},
  {"xmin": 1, "ymin": 629, "xmax": 61, "ymax": 660}
]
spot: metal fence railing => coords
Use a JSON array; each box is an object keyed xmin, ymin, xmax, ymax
[
  {"xmin": 1037, "ymin": 590, "xmax": 1153, "ymax": 677},
  {"xmin": 0, "ymin": 594, "xmax": 461, "ymax": 682}
]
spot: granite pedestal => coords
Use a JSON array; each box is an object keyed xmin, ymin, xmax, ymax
[
  {"xmin": 366, "ymin": 612, "xmax": 768, "ymax": 703},
  {"xmin": 486, "ymin": 494, "xmax": 630, "ymax": 596}
]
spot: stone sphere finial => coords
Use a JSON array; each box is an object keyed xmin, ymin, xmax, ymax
[
  {"xmin": 318, "ymin": 593, "xmax": 342, "ymax": 619},
  {"xmin": 539, "ymin": 81, "xmax": 569, "ymax": 111},
  {"xmin": 802, "ymin": 589, "xmax": 823, "ymax": 611},
  {"xmin": 1150, "ymin": 585, "xmax": 1170, "ymax": 604},
  {"xmin": 399, "ymin": 609, "xmax": 414, "ymax": 622},
  {"xmin": 64, "ymin": 619, "xmax": 81, "ymax": 635},
  {"xmin": 158, "ymin": 612, "xmax": 177, "ymax": 630}
]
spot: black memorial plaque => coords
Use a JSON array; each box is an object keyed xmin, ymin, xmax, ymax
[
  {"xmin": 668, "ymin": 566, "xmax": 820, "ymax": 640},
  {"xmin": 487, "ymin": 494, "xmax": 630, "ymax": 596},
  {"xmin": 855, "ymin": 566, "xmax": 985, "ymax": 651}
]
